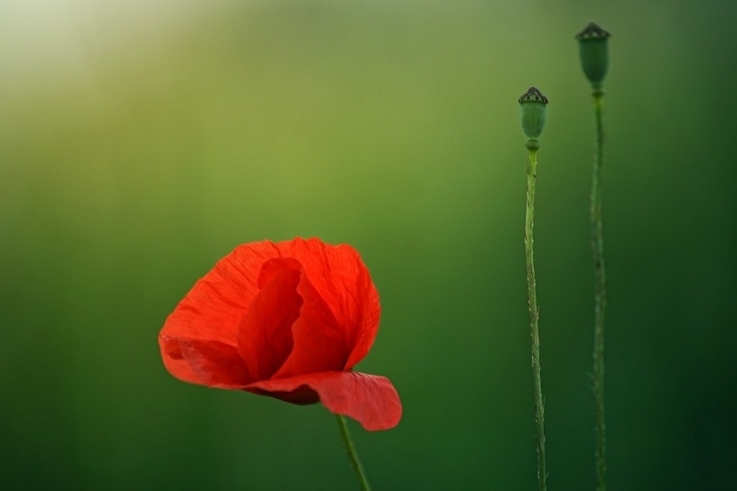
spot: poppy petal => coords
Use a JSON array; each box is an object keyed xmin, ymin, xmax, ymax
[
  {"xmin": 272, "ymin": 273, "xmax": 349, "ymax": 378},
  {"xmin": 159, "ymin": 334, "xmax": 202, "ymax": 385},
  {"xmin": 161, "ymin": 336, "xmax": 250, "ymax": 388},
  {"xmin": 273, "ymin": 238, "xmax": 381, "ymax": 370},
  {"xmin": 237, "ymin": 259, "xmax": 302, "ymax": 381},
  {"xmin": 160, "ymin": 241, "xmax": 285, "ymax": 347},
  {"xmin": 246, "ymin": 371, "xmax": 402, "ymax": 431}
]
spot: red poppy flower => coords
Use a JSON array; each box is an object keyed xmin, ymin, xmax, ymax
[{"xmin": 158, "ymin": 237, "xmax": 402, "ymax": 431}]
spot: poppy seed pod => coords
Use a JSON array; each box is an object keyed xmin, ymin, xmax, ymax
[
  {"xmin": 576, "ymin": 22, "xmax": 611, "ymax": 89},
  {"xmin": 519, "ymin": 86, "xmax": 548, "ymax": 142}
]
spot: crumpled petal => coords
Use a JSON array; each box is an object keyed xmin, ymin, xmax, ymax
[
  {"xmin": 246, "ymin": 371, "xmax": 402, "ymax": 431},
  {"xmin": 237, "ymin": 259, "xmax": 302, "ymax": 381},
  {"xmin": 272, "ymin": 272, "xmax": 349, "ymax": 378},
  {"xmin": 160, "ymin": 336, "xmax": 250, "ymax": 388},
  {"xmin": 160, "ymin": 241, "xmax": 286, "ymax": 347},
  {"xmin": 272, "ymin": 238, "xmax": 381, "ymax": 370}
]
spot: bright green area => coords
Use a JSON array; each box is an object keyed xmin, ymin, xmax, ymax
[{"xmin": 2, "ymin": 1, "xmax": 736, "ymax": 489}]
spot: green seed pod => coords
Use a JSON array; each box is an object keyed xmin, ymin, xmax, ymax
[
  {"xmin": 576, "ymin": 22, "xmax": 611, "ymax": 90},
  {"xmin": 519, "ymin": 86, "xmax": 548, "ymax": 143}
]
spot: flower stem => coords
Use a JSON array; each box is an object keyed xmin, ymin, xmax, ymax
[
  {"xmin": 591, "ymin": 89, "xmax": 607, "ymax": 491},
  {"xmin": 525, "ymin": 142, "xmax": 547, "ymax": 491},
  {"xmin": 336, "ymin": 414, "xmax": 372, "ymax": 491}
]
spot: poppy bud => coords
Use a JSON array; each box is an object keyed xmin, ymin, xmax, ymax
[
  {"xmin": 519, "ymin": 86, "xmax": 548, "ymax": 145},
  {"xmin": 576, "ymin": 22, "xmax": 611, "ymax": 90}
]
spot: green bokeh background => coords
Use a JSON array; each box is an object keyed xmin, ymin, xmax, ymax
[{"xmin": 2, "ymin": 1, "xmax": 736, "ymax": 489}]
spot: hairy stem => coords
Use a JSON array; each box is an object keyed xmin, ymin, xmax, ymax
[
  {"xmin": 525, "ymin": 144, "xmax": 547, "ymax": 491},
  {"xmin": 591, "ymin": 90, "xmax": 607, "ymax": 491},
  {"xmin": 336, "ymin": 415, "xmax": 372, "ymax": 491}
]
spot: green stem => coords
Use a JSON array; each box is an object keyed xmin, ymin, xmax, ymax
[
  {"xmin": 525, "ymin": 142, "xmax": 547, "ymax": 491},
  {"xmin": 336, "ymin": 415, "xmax": 372, "ymax": 491},
  {"xmin": 591, "ymin": 90, "xmax": 607, "ymax": 491}
]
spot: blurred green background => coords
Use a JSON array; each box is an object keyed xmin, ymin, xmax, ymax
[{"xmin": 2, "ymin": 0, "xmax": 736, "ymax": 489}]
